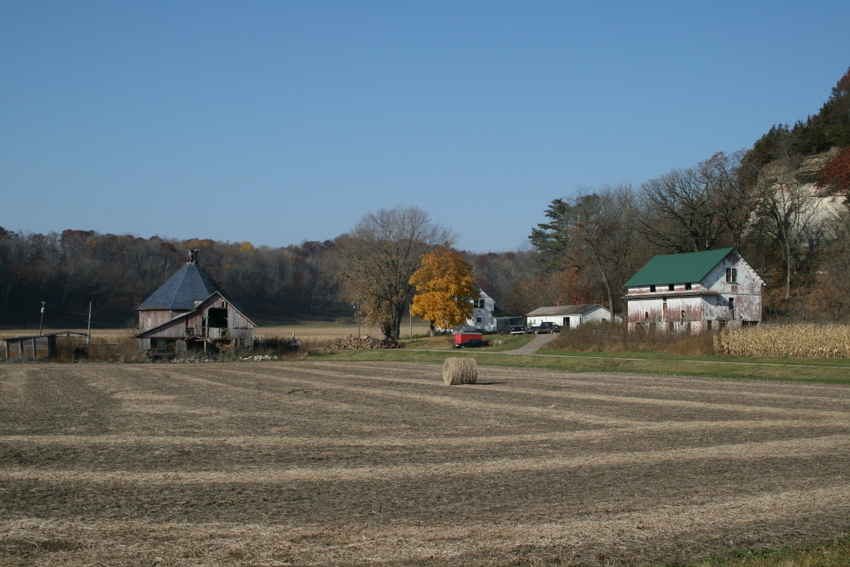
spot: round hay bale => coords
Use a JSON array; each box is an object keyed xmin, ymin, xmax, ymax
[{"xmin": 442, "ymin": 357, "xmax": 478, "ymax": 385}]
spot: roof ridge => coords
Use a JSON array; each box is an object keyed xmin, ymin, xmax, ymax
[{"xmin": 624, "ymin": 248, "xmax": 738, "ymax": 288}]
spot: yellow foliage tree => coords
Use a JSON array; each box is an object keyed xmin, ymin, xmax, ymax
[{"xmin": 409, "ymin": 247, "xmax": 477, "ymax": 334}]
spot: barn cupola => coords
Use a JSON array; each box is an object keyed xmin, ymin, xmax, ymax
[{"xmin": 187, "ymin": 249, "xmax": 199, "ymax": 264}]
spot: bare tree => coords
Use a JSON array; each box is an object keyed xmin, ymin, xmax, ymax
[
  {"xmin": 637, "ymin": 152, "xmax": 752, "ymax": 253},
  {"xmin": 334, "ymin": 206, "xmax": 455, "ymax": 340},
  {"xmin": 752, "ymin": 158, "xmax": 824, "ymax": 301}
]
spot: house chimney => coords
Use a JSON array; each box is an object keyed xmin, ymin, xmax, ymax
[{"xmin": 187, "ymin": 249, "xmax": 199, "ymax": 264}]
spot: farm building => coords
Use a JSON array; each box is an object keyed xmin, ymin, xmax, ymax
[
  {"xmin": 525, "ymin": 304, "xmax": 613, "ymax": 330},
  {"xmin": 136, "ymin": 249, "xmax": 255, "ymax": 358},
  {"xmin": 455, "ymin": 290, "xmax": 498, "ymax": 333},
  {"xmin": 3, "ymin": 331, "xmax": 89, "ymax": 360},
  {"xmin": 624, "ymin": 247, "xmax": 764, "ymax": 332}
]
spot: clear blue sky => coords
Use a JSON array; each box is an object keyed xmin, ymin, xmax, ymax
[{"xmin": 2, "ymin": 1, "xmax": 848, "ymax": 253}]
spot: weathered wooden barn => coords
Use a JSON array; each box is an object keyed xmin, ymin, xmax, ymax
[
  {"xmin": 135, "ymin": 250, "xmax": 255, "ymax": 358},
  {"xmin": 624, "ymin": 247, "xmax": 764, "ymax": 332},
  {"xmin": 525, "ymin": 304, "xmax": 613, "ymax": 330}
]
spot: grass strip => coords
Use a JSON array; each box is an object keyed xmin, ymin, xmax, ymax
[
  {"xmin": 674, "ymin": 534, "xmax": 850, "ymax": 567},
  {"xmin": 311, "ymin": 347, "xmax": 850, "ymax": 384}
]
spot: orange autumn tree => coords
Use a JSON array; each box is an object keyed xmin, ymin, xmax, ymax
[{"xmin": 409, "ymin": 246, "xmax": 477, "ymax": 335}]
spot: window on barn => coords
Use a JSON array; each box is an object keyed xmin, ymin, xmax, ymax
[
  {"xmin": 208, "ymin": 308, "xmax": 228, "ymax": 328},
  {"xmin": 725, "ymin": 268, "xmax": 738, "ymax": 283}
]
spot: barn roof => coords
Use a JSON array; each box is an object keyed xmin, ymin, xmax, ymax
[
  {"xmin": 138, "ymin": 258, "xmax": 219, "ymax": 311},
  {"xmin": 624, "ymin": 248, "xmax": 736, "ymax": 288}
]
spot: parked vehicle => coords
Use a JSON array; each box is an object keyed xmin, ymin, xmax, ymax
[
  {"xmin": 531, "ymin": 322, "xmax": 561, "ymax": 334},
  {"xmin": 497, "ymin": 317, "xmax": 525, "ymax": 334},
  {"xmin": 509, "ymin": 324, "xmax": 529, "ymax": 335},
  {"xmin": 453, "ymin": 338, "xmax": 489, "ymax": 348}
]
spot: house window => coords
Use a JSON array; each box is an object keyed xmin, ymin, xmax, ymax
[
  {"xmin": 728, "ymin": 297, "xmax": 735, "ymax": 311},
  {"xmin": 668, "ymin": 284, "xmax": 674, "ymax": 291},
  {"xmin": 650, "ymin": 285, "xmax": 656, "ymax": 292},
  {"xmin": 476, "ymin": 317, "xmax": 482, "ymax": 323},
  {"xmin": 685, "ymin": 283, "xmax": 692, "ymax": 290},
  {"xmin": 725, "ymin": 268, "xmax": 738, "ymax": 283}
]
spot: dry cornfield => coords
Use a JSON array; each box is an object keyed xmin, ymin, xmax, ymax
[
  {"xmin": 715, "ymin": 323, "xmax": 850, "ymax": 358},
  {"xmin": 2, "ymin": 361, "xmax": 849, "ymax": 566}
]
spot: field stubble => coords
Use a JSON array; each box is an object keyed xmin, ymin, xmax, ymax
[{"xmin": 1, "ymin": 361, "xmax": 849, "ymax": 566}]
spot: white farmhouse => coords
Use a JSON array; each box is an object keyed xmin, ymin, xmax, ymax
[
  {"xmin": 624, "ymin": 247, "xmax": 764, "ymax": 333},
  {"xmin": 525, "ymin": 304, "xmax": 612, "ymax": 330},
  {"xmin": 454, "ymin": 290, "xmax": 497, "ymax": 333}
]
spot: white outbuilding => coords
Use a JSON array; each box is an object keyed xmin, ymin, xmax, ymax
[{"xmin": 525, "ymin": 304, "xmax": 613, "ymax": 330}]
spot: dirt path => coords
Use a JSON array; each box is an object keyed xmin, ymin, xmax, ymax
[
  {"xmin": 502, "ymin": 332, "xmax": 558, "ymax": 354},
  {"xmin": 1, "ymin": 361, "xmax": 849, "ymax": 566}
]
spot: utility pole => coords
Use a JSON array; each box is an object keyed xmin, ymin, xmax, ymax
[{"xmin": 39, "ymin": 302, "xmax": 45, "ymax": 335}]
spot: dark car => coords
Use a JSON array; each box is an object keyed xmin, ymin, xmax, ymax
[
  {"xmin": 453, "ymin": 338, "xmax": 489, "ymax": 349},
  {"xmin": 531, "ymin": 322, "xmax": 561, "ymax": 334}
]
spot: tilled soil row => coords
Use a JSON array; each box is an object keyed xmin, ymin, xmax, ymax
[{"xmin": 1, "ymin": 361, "xmax": 849, "ymax": 566}]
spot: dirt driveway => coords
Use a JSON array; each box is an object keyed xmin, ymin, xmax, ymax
[
  {"xmin": 1, "ymin": 361, "xmax": 849, "ymax": 566},
  {"xmin": 502, "ymin": 332, "xmax": 558, "ymax": 354}
]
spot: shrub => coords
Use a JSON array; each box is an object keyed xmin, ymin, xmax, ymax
[
  {"xmin": 55, "ymin": 336, "xmax": 142, "ymax": 362},
  {"xmin": 549, "ymin": 322, "xmax": 716, "ymax": 356}
]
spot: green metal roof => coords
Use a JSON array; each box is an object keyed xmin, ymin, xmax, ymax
[{"xmin": 624, "ymin": 248, "xmax": 736, "ymax": 288}]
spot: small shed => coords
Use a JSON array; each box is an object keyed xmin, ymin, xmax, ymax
[
  {"xmin": 525, "ymin": 304, "xmax": 612, "ymax": 330},
  {"xmin": 4, "ymin": 334, "xmax": 56, "ymax": 359},
  {"xmin": 3, "ymin": 331, "xmax": 89, "ymax": 360}
]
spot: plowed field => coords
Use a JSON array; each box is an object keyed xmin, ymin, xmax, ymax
[{"xmin": 1, "ymin": 361, "xmax": 849, "ymax": 566}]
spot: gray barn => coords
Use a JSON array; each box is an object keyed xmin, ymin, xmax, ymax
[{"xmin": 136, "ymin": 250, "xmax": 255, "ymax": 358}]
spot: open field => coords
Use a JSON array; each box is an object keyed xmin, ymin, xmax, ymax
[{"xmin": 2, "ymin": 361, "xmax": 850, "ymax": 566}]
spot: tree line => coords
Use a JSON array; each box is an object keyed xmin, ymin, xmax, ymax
[{"xmin": 2, "ymin": 68, "xmax": 848, "ymax": 333}]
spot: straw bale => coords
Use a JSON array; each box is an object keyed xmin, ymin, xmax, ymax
[{"xmin": 442, "ymin": 357, "xmax": 478, "ymax": 385}]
